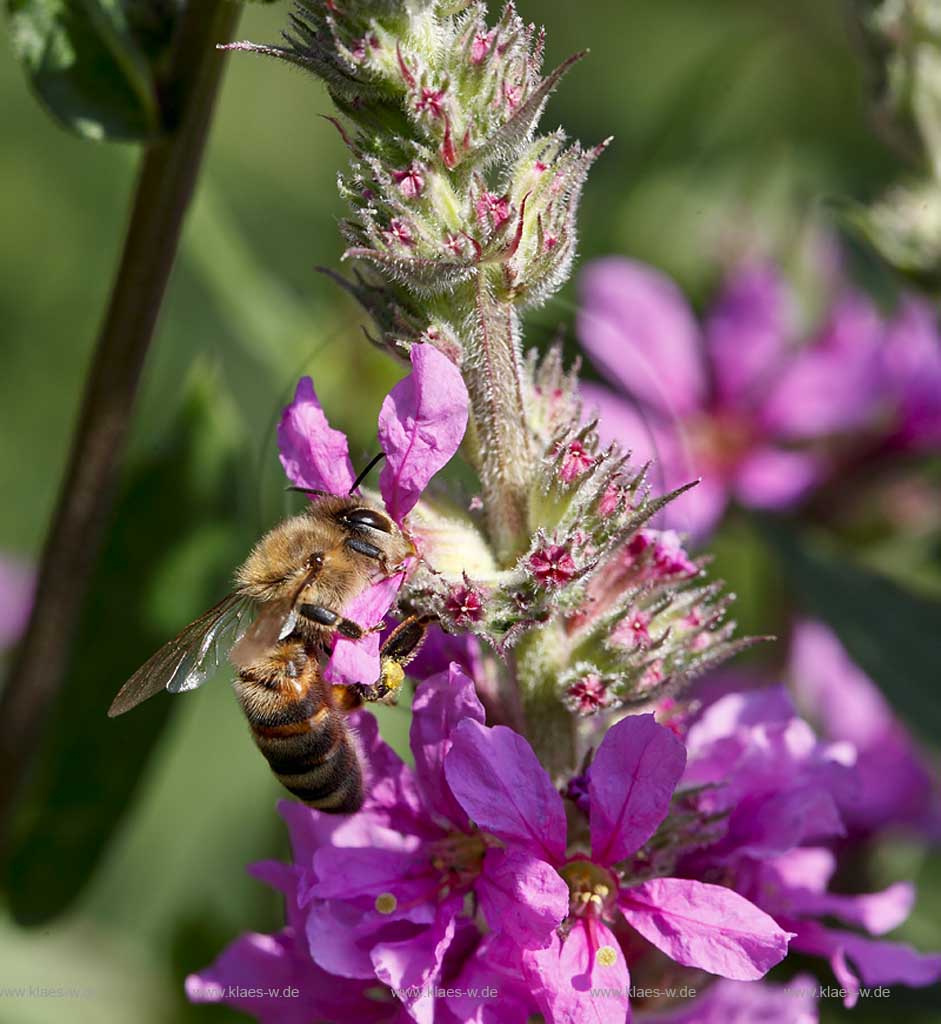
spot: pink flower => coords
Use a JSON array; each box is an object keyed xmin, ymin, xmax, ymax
[
  {"xmin": 277, "ymin": 344, "xmax": 468, "ymax": 683},
  {"xmin": 880, "ymin": 297, "xmax": 941, "ymax": 451},
  {"xmin": 444, "ymin": 584, "xmax": 485, "ymax": 624},
  {"xmin": 475, "ymin": 191, "xmax": 511, "ymax": 231},
  {"xmin": 391, "ymin": 164, "xmax": 425, "ymax": 198},
  {"xmin": 576, "ymin": 258, "xmax": 886, "ymax": 537},
  {"xmin": 188, "ymin": 795, "xmax": 409, "ymax": 1022},
  {"xmin": 444, "ymin": 714, "xmax": 791, "ymax": 1024},
  {"xmin": 213, "ymin": 668, "xmax": 568, "ymax": 1024},
  {"xmin": 414, "ymin": 87, "xmax": 445, "ymax": 118},
  {"xmin": 470, "ymin": 30, "xmax": 494, "ymax": 64},
  {"xmin": 384, "ymin": 218, "xmax": 415, "ymax": 247},
  {"xmin": 789, "ymin": 620, "xmax": 941, "ymax": 838},
  {"xmin": 528, "ymin": 543, "xmax": 578, "ymax": 586},
  {"xmin": 680, "ymin": 687, "xmax": 941, "ymax": 1008},
  {"xmin": 558, "ymin": 440, "xmax": 595, "ymax": 483},
  {"xmin": 564, "ymin": 672, "xmax": 611, "ymax": 714},
  {"xmin": 279, "ymin": 343, "xmax": 468, "ymax": 524},
  {"xmin": 612, "ymin": 608, "xmax": 651, "ymax": 647}
]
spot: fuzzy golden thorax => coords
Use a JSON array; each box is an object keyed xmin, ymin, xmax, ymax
[{"xmin": 234, "ymin": 495, "xmax": 411, "ymax": 615}]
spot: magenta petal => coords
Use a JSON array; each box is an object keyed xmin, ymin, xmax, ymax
[
  {"xmin": 323, "ymin": 573, "xmax": 405, "ymax": 686},
  {"xmin": 577, "ymin": 257, "xmax": 705, "ymax": 416},
  {"xmin": 523, "ymin": 920, "xmax": 631, "ymax": 1024},
  {"xmin": 685, "ymin": 687, "xmax": 795, "ymax": 753},
  {"xmin": 590, "ymin": 713, "xmax": 686, "ymax": 866},
  {"xmin": 793, "ymin": 920, "xmax": 941, "ymax": 1007},
  {"xmin": 278, "ymin": 377, "xmax": 356, "ymax": 494},
  {"xmin": 790, "ymin": 620, "xmax": 891, "ymax": 749},
  {"xmin": 305, "ymin": 901, "xmax": 382, "ymax": 979},
  {"xmin": 787, "ymin": 881, "xmax": 914, "ymax": 937},
  {"xmin": 789, "ymin": 620, "xmax": 940, "ymax": 835},
  {"xmin": 277, "ymin": 799, "xmax": 349, "ymax": 869},
  {"xmin": 642, "ymin": 974, "xmax": 819, "ymax": 1023},
  {"xmin": 733, "ymin": 445, "xmax": 822, "ymax": 509},
  {"xmin": 307, "ymin": 838, "xmax": 422, "ymax": 901},
  {"xmin": 186, "ymin": 929, "xmax": 385, "ymax": 1024},
  {"xmin": 760, "ymin": 294, "xmax": 884, "ymax": 441},
  {"xmin": 377, "ymin": 343, "xmax": 469, "ymax": 521},
  {"xmin": 883, "ymin": 297, "xmax": 941, "ymax": 448},
  {"xmin": 477, "ymin": 848, "xmax": 569, "ymax": 949},
  {"xmin": 765, "ymin": 847, "xmax": 836, "ymax": 896},
  {"xmin": 410, "ymin": 664, "xmax": 486, "ymax": 827},
  {"xmin": 350, "ymin": 711, "xmax": 430, "ymax": 836},
  {"xmin": 838, "ymin": 933, "xmax": 941, "ymax": 995},
  {"xmin": 619, "ymin": 877, "xmax": 791, "ymax": 980},
  {"xmin": 371, "ymin": 897, "xmax": 462, "ymax": 1024},
  {"xmin": 444, "ymin": 720, "xmax": 567, "ymax": 862},
  {"xmin": 579, "ymin": 383, "xmax": 725, "ymax": 538},
  {"xmin": 448, "ymin": 933, "xmax": 538, "ymax": 1023},
  {"xmin": 706, "ymin": 261, "xmax": 791, "ymax": 404}
]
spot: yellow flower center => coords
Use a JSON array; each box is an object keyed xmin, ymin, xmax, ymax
[
  {"xmin": 559, "ymin": 858, "xmax": 618, "ymax": 918},
  {"xmin": 428, "ymin": 831, "xmax": 487, "ymax": 895}
]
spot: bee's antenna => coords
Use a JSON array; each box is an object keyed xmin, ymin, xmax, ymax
[{"xmin": 350, "ymin": 452, "xmax": 385, "ymax": 494}]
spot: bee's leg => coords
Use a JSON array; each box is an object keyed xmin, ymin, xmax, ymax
[
  {"xmin": 352, "ymin": 615, "xmax": 433, "ymax": 705},
  {"xmin": 381, "ymin": 614, "xmax": 432, "ymax": 667},
  {"xmin": 298, "ymin": 603, "xmax": 364, "ymax": 640}
]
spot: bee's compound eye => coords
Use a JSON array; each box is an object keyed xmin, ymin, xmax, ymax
[{"xmin": 343, "ymin": 508, "xmax": 393, "ymax": 533}]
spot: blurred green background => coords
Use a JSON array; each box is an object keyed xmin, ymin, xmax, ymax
[{"xmin": 0, "ymin": 1, "xmax": 938, "ymax": 1021}]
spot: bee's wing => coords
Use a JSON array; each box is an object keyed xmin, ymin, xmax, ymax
[
  {"xmin": 228, "ymin": 556, "xmax": 325, "ymax": 668},
  {"xmin": 228, "ymin": 596, "xmax": 298, "ymax": 669},
  {"xmin": 107, "ymin": 593, "xmax": 254, "ymax": 717}
]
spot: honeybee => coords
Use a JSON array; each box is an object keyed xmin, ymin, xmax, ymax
[{"xmin": 108, "ymin": 494, "xmax": 428, "ymax": 813}]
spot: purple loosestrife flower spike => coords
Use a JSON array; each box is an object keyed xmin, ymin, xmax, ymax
[
  {"xmin": 187, "ymin": 5, "xmax": 787, "ymax": 1019},
  {"xmin": 235, "ymin": 1, "xmax": 746, "ymax": 779}
]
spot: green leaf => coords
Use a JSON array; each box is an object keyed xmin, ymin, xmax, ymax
[
  {"xmin": 759, "ymin": 517, "xmax": 941, "ymax": 742},
  {"xmin": 6, "ymin": 0, "xmax": 175, "ymax": 141},
  {"xmin": 3, "ymin": 372, "xmax": 249, "ymax": 924}
]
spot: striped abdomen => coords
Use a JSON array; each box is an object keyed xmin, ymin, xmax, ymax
[{"xmin": 233, "ymin": 641, "xmax": 363, "ymax": 813}]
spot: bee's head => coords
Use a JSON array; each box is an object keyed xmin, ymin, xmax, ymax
[{"xmin": 330, "ymin": 496, "xmax": 413, "ymax": 571}]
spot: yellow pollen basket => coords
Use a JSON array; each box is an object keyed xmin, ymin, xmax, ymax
[{"xmin": 380, "ymin": 660, "xmax": 406, "ymax": 693}]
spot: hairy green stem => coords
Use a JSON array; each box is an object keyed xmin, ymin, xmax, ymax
[
  {"xmin": 514, "ymin": 623, "xmax": 577, "ymax": 778},
  {"xmin": 0, "ymin": 0, "xmax": 240, "ymax": 848},
  {"xmin": 463, "ymin": 272, "xmax": 535, "ymax": 564}
]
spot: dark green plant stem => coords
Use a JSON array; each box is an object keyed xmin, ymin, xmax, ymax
[{"xmin": 0, "ymin": 0, "xmax": 240, "ymax": 850}]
